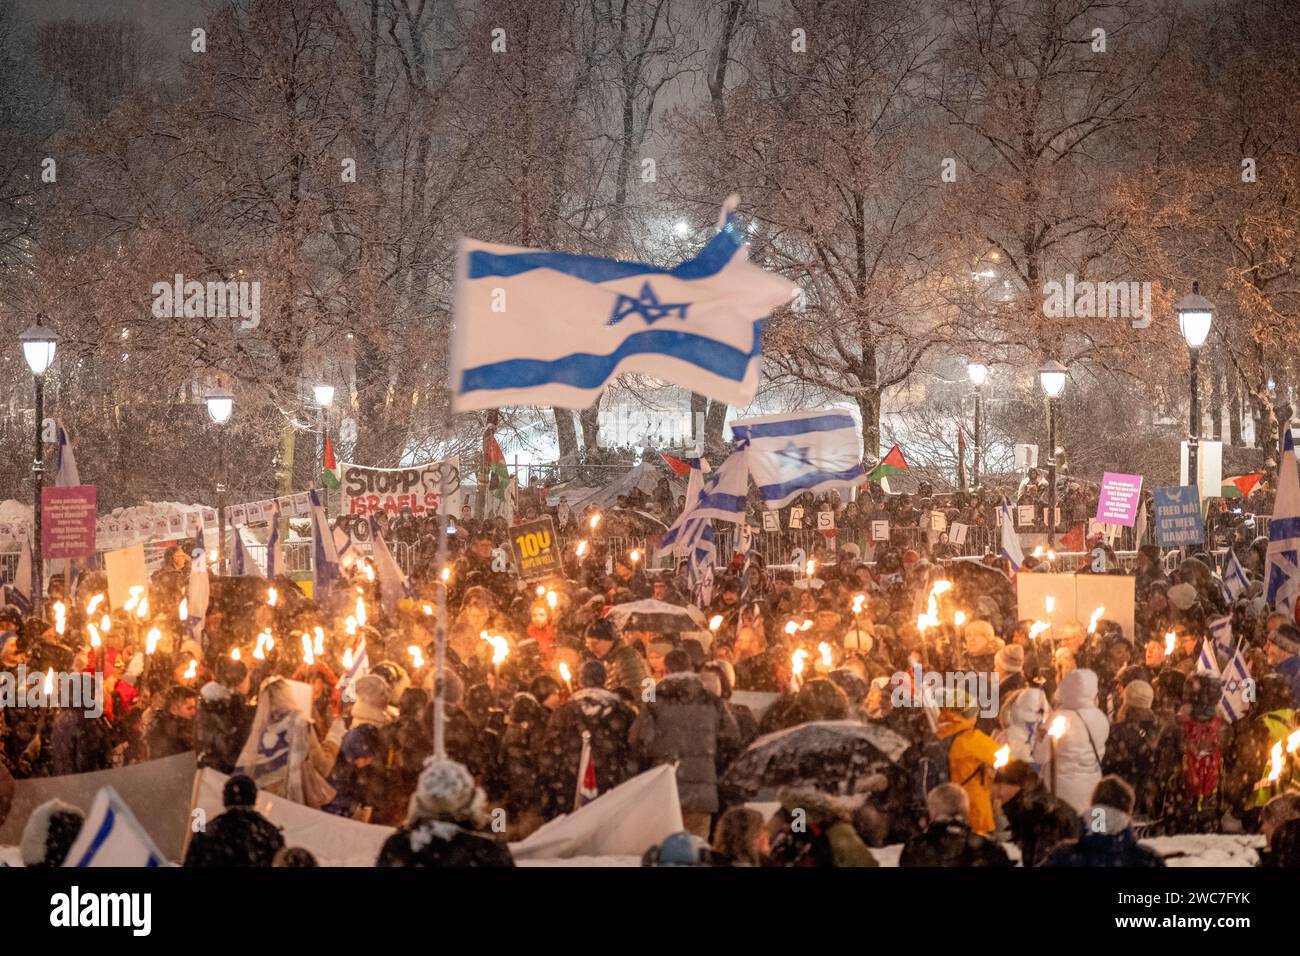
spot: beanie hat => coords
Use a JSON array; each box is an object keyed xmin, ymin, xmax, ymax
[
  {"xmin": 578, "ymin": 660, "xmax": 607, "ymax": 689},
  {"xmin": 223, "ymin": 774, "xmax": 258, "ymax": 808},
  {"xmin": 964, "ymin": 620, "xmax": 1000, "ymax": 656},
  {"xmin": 341, "ymin": 724, "xmax": 384, "ymax": 762},
  {"xmin": 586, "ymin": 618, "xmax": 617, "ymax": 643},
  {"xmin": 1123, "ymin": 680, "xmax": 1154, "ymax": 711},
  {"xmin": 1269, "ymin": 623, "xmax": 1300, "ymax": 657},
  {"xmin": 413, "ymin": 759, "xmax": 486, "ymax": 825},
  {"xmin": 995, "ymin": 644, "xmax": 1025, "ymax": 674},
  {"xmin": 1168, "ymin": 582, "xmax": 1198, "ymax": 611},
  {"xmin": 20, "ymin": 799, "xmax": 85, "ymax": 867},
  {"xmin": 353, "ymin": 673, "xmax": 392, "ymax": 708}
]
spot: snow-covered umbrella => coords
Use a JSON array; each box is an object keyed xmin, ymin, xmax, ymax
[
  {"xmin": 604, "ymin": 599, "xmax": 705, "ymax": 636},
  {"xmin": 721, "ymin": 720, "xmax": 911, "ymax": 799}
]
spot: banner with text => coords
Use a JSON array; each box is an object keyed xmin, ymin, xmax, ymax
[
  {"xmin": 41, "ymin": 485, "xmax": 97, "ymax": 558},
  {"xmin": 341, "ymin": 460, "xmax": 461, "ymax": 518}
]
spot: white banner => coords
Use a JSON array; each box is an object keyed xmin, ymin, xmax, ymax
[{"xmin": 340, "ymin": 460, "xmax": 461, "ymax": 518}]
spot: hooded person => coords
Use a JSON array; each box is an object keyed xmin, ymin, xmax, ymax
[
  {"xmin": 993, "ymin": 760, "xmax": 1078, "ymax": 867},
  {"xmin": 323, "ymin": 724, "xmax": 389, "ymax": 821},
  {"xmin": 235, "ymin": 676, "xmax": 339, "ymax": 809},
  {"xmin": 933, "ymin": 688, "xmax": 1003, "ymax": 836},
  {"xmin": 1048, "ymin": 669, "xmax": 1110, "ymax": 813},
  {"xmin": 994, "ymin": 644, "xmax": 1026, "ymax": 696},
  {"xmin": 20, "ymin": 799, "xmax": 84, "ymax": 867},
  {"xmin": 196, "ymin": 657, "xmax": 252, "ymax": 773},
  {"xmin": 350, "ymin": 673, "xmax": 396, "ymax": 728},
  {"xmin": 765, "ymin": 785, "xmax": 878, "ymax": 867},
  {"xmin": 1042, "ymin": 775, "xmax": 1165, "ymax": 868},
  {"xmin": 375, "ymin": 759, "xmax": 515, "ymax": 867},
  {"xmin": 1102, "ymin": 679, "xmax": 1182, "ymax": 825},
  {"xmin": 995, "ymin": 686, "xmax": 1051, "ymax": 771},
  {"xmin": 183, "ymin": 774, "xmax": 286, "ymax": 867}
]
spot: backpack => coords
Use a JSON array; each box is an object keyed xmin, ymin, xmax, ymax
[
  {"xmin": 1179, "ymin": 715, "xmax": 1224, "ymax": 801},
  {"xmin": 915, "ymin": 728, "xmax": 975, "ymax": 805}
]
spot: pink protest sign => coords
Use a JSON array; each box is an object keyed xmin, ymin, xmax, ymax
[
  {"xmin": 42, "ymin": 485, "xmax": 97, "ymax": 558},
  {"xmin": 1095, "ymin": 472, "xmax": 1143, "ymax": 527}
]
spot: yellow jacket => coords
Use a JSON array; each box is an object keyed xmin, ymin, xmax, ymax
[{"xmin": 937, "ymin": 711, "xmax": 1001, "ymax": 835}]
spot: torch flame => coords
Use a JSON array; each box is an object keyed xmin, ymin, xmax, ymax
[
  {"xmin": 135, "ymin": 596, "xmax": 149, "ymax": 619},
  {"xmin": 1028, "ymin": 621, "xmax": 1050, "ymax": 641},
  {"xmin": 1044, "ymin": 595, "xmax": 1056, "ymax": 615},
  {"xmin": 559, "ymin": 662, "xmax": 572, "ymax": 685},
  {"xmin": 590, "ymin": 513, "xmax": 602, "ymax": 530},
  {"xmin": 342, "ymin": 647, "xmax": 354, "ymax": 670},
  {"xmin": 852, "ymin": 593, "xmax": 865, "ymax": 614},
  {"xmin": 408, "ymin": 645, "xmax": 425, "ymax": 669},
  {"xmin": 345, "ymin": 615, "xmax": 357, "ymax": 636},
  {"xmin": 301, "ymin": 633, "xmax": 314, "ymax": 665},
  {"xmin": 178, "ymin": 598, "xmax": 187, "ymax": 621},
  {"xmin": 1048, "ymin": 715, "xmax": 1067, "ymax": 740},
  {"xmin": 784, "ymin": 620, "xmax": 798, "ymax": 636},
  {"xmin": 1165, "ymin": 631, "xmax": 1177, "ymax": 656},
  {"xmin": 630, "ymin": 549, "xmax": 641, "ymax": 564},
  {"xmin": 87, "ymin": 594, "xmax": 104, "ymax": 615},
  {"xmin": 440, "ymin": 567, "xmax": 450, "ymax": 583},
  {"xmin": 183, "ymin": 659, "xmax": 197, "ymax": 680},
  {"xmin": 818, "ymin": 642, "xmax": 833, "ymax": 668},
  {"xmin": 993, "ymin": 745, "xmax": 1010, "ymax": 769},
  {"xmin": 53, "ymin": 601, "xmax": 66, "ymax": 635},
  {"xmin": 146, "ymin": 628, "xmax": 161, "ymax": 655},
  {"xmin": 576, "ymin": 540, "xmax": 589, "ymax": 558},
  {"xmin": 100, "ymin": 614, "xmax": 111, "ymax": 633},
  {"xmin": 1087, "ymin": 606, "xmax": 1105, "ymax": 634},
  {"xmin": 355, "ymin": 596, "xmax": 367, "ymax": 627},
  {"xmin": 230, "ymin": 646, "xmax": 241, "ymax": 661},
  {"xmin": 267, "ymin": 587, "xmax": 278, "ymax": 607},
  {"xmin": 1287, "ymin": 729, "xmax": 1300, "ymax": 755},
  {"xmin": 800, "ymin": 619, "xmax": 813, "ymax": 631},
  {"xmin": 536, "ymin": 585, "xmax": 546, "ymax": 596},
  {"xmin": 806, "ymin": 559, "xmax": 816, "ymax": 577},
  {"xmin": 1268, "ymin": 741, "xmax": 1285, "ymax": 784},
  {"xmin": 954, "ymin": 610, "xmax": 967, "ymax": 627},
  {"xmin": 313, "ymin": 627, "xmax": 325, "ymax": 656},
  {"xmin": 481, "ymin": 632, "xmax": 510, "ymax": 666},
  {"xmin": 546, "ymin": 590, "xmax": 558, "ymax": 609},
  {"xmin": 709, "ymin": 614, "xmax": 724, "ymax": 632},
  {"xmin": 43, "ymin": 669, "xmax": 54, "ymax": 697},
  {"xmin": 88, "ymin": 624, "xmax": 101, "ymax": 648},
  {"xmin": 791, "ymin": 648, "xmax": 808, "ymax": 676}
]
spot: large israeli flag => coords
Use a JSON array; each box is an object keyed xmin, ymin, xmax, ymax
[
  {"xmin": 656, "ymin": 453, "xmax": 747, "ymax": 557},
  {"xmin": 64, "ymin": 786, "xmax": 165, "ymax": 867},
  {"xmin": 1266, "ymin": 429, "xmax": 1300, "ymax": 621},
  {"xmin": 1220, "ymin": 548, "xmax": 1249, "ymax": 606},
  {"xmin": 731, "ymin": 410, "xmax": 865, "ymax": 510},
  {"xmin": 450, "ymin": 203, "xmax": 797, "ymax": 411}
]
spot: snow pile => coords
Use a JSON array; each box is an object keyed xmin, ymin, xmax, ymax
[{"xmin": 1140, "ymin": 834, "xmax": 1263, "ymax": 867}]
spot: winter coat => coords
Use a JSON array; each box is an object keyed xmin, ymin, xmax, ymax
[
  {"xmin": 1001, "ymin": 784, "xmax": 1079, "ymax": 867},
  {"xmin": 195, "ymin": 683, "xmax": 251, "ymax": 773},
  {"xmin": 1102, "ymin": 709, "xmax": 1181, "ymax": 822},
  {"xmin": 733, "ymin": 650, "xmax": 783, "ymax": 693},
  {"xmin": 602, "ymin": 642, "xmax": 649, "ymax": 700},
  {"xmin": 1049, "ymin": 670, "xmax": 1110, "ymax": 813},
  {"xmin": 1224, "ymin": 708, "xmax": 1296, "ymax": 813},
  {"xmin": 1260, "ymin": 818, "xmax": 1300, "ymax": 867},
  {"xmin": 541, "ymin": 687, "xmax": 638, "ymax": 819},
  {"xmin": 898, "ymin": 819, "xmax": 1013, "ymax": 867},
  {"xmin": 935, "ymin": 711, "xmax": 1001, "ymax": 835},
  {"xmin": 1041, "ymin": 818, "xmax": 1164, "ymax": 867},
  {"xmin": 500, "ymin": 693, "xmax": 550, "ymax": 815},
  {"xmin": 375, "ymin": 819, "xmax": 515, "ymax": 867},
  {"xmin": 145, "ymin": 712, "xmax": 195, "ymax": 760},
  {"xmin": 50, "ymin": 711, "xmax": 114, "ymax": 776},
  {"xmin": 996, "ymin": 687, "xmax": 1051, "ymax": 770},
  {"xmin": 183, "ymin": 807, "xmax": 285, "ymax": 867},
  {"xmin": 765, "ymin": 787, "xmax": 878, "ymax": 867},
  {"xmin": 630, "ymin": 672, "xmax": 740, "ymax": 814}
]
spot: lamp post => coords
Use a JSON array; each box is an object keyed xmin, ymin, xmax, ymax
[
  {"xmin": 1038, "ymin": 360, "xmax": 1068, "ymax": 548},
  {"xmin": 206, "ymin": 389, "xmax": 234, "ymax": 574},
  {"xmin": 1176, "ymin": 283, "xmax": 1214, "ymax": 508},
  {"xmin": 20, "ymin": 322, "xmax": 58, "ymax": 614},
  {"xmin": 968, "ymin": 362, "xmax": 988, "ymax": 489},
  {"xmin": 313, "ymin": 383, "xmax": 334, "ymax": 514}
]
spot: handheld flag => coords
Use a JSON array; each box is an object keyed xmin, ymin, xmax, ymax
[
  {"xmin": 371, "ymin": 526, "xmax": 410, "ymax": 618},
  {"xmin": 1220, "ymin": 549, "xmax": 1249, "ymax": 606},
  {"xmin": 1207, "ymin": 614, "xmax": 1234, "ymax": 663},
  {"xmin": 484, "ymin": 430, "xmax": 510, "ymax": 500},
  {"xmin": 310, "ymin": 489, "xmax": 342, "ymax": 602},
  {"xmin": 999, "ymin": 498, "xmax": 1024, "ymax": 572},
  {"xmin": 732, "ymin": 410, "xmax": 865, "ymax": 510},
  {"xmin": 321, "ymin": 434, "xmax": 341, "ymax": 490},
  {"xmin": 1266, "ymin": 430, "xmax": 1300, "ymax": 621},
  {"xmin": 1196, "ymin": 639, "xmax": 1221, "ymax": 678},
  {"xmin": 64, "ymin": 786, "xmax": 165, "ymax": 867},
  {"xmin": 7, "ymin": 532, "xmax": 33, "ymax": 613},
  {"xmin": 661, "ymin": 453, "xmax": 691, "ymax": 478},
  {"xmin": 1218, "ymin": 648, "xmax": 1253, "ymax": 723},
  {"xmin": 656, "ymin": 454, "xmax": 746, "ymax": 557},
  {"xmin": 867, "ymin": 445, "xmax": 909, "ymax": 483},
  {"xmin": 1221, "ymin": 473, "xmax": 1263, "ymax": 499},
  {"xmin": 266, "ymin": 503, "xmax": 283, "ymax": 579},
  {"xmin": 450, "ymin": 200, "xmax": 797, "ymax": 410}
]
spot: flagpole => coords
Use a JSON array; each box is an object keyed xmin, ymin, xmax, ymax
[{"xmin": 432, "ymin": 414, "xmax": 454, "ymax": 761}]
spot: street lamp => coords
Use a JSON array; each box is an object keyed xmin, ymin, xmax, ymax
[
  {"xmin": 1038, "ymin": 360, "xmax": 1068, "ymax": 547},
  {"xmin": 1176, "ymin": 283, "xmax": 1214, "ymax": 502},
  {"xmin": 20, "ymin": 322, "xmax": 58, "ymax": 613},
  {"xmin": 206, "ymin": 388, "xmax": 234, "ymax": 574},
  {"xmin": 967, "ymin": 363, "xmax": 988, "ymax": 488}
]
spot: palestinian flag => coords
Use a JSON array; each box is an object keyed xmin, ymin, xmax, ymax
[
  {"xmin": 866, "ymin": 445, "xmax": 909, "ymax": 482},
  {"xmin": 1221, "ymin": 473, "xmax": 1263, "ymax": 499},
  {"xmin": 320, "ymin": 434, "xmax": 341, "ymax": 490},
  {"xmin": 484, "ymin": 430, "xmax": 510, "ymax": 499}
]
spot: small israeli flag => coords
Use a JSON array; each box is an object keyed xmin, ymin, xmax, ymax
[
  {"xmin": 1196, "ymin": 639, "xmax": 1221, "ymax": 678},
  {"xmin": 1220, "ymin": 549, "xmax": 1249, "ymax": 606},
  {"xmin": 999, "ymin": 498, "xmax": 1024, "ymax": 572},
  {"xmin": 54, "ymin": 423, "xmax": 80, "ymax": 488},
  {"xmin": 450, "ymin": 199, "xmax": 797, "ymax": 411},
  {"xmin": 1266, "ymin": 429, "xmax": 1300, "ymax": 620},
  {"xmin": 310, "ymin": 490, "xmax": 341, "ymax": 600},
  {"xmin": 657, "ymin": 453, "xmax": 748, "ymax": 559},
  {"xmin": 731, "ymin": 409, "xmax": 865, "ymax": 510},
  {"xmin": 64, "ymin": 786, "xmax": 165, "ymax": 867},
  {"xmin": 1208, "ymin": 614, "xmax": 1235, "ymax": 662},
  {"xmin": 266, "ymin": 503, "xmax": 282, "ymax": 578},
  {"xmin": 1218, "ymin": 649, "xmax": 1253, "ymax": 723}
]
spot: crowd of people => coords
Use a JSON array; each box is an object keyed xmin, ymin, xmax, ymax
[{"xmin": 2, "ymin": 472, "xmax": 1300, "ymax": 868}]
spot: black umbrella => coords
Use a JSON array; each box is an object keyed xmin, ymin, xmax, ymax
[{"xmin": 721, "ymin": 719, "xmax": 911, "ymax": 799}]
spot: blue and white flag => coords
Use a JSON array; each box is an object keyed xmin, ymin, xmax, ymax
[
  {"xmin": 450, "ymin": 200, "xmax": 798, "ymax": 411},
  {"xmin": 192, "ymin": 512, "xmax": 206, "ymax": 555},
  {"xmin": 656, "ymin": 454, "xmax": 747, "ymax": 556},
  {"xmin": 54, "ymin": 423, "xmax": 80, "ymax": 488},
  {"xmin": 1266, "ymin": 429, "xmax": 1300, "ymax": 622},
  {"xmin": 1221, "ymin": 549, "xmax": 1249, "ymax": 606},
  {"xmin": 63, "ymin": 786, "xmax": 165, "ymax": 867},
  {"xmin": 310, "ymin": 489, "xmax": 342, "ymax": 601},
  {"xmin": 1196, "ymin": 639, "xmax": 1221, "ymax": 678},
  {"xmin": 338, "ymin": 636, "xmax": 370, "ymax": 703},
  {"xmin": 999, "ymin": 498, "xmax": 1024, "ymax": 572},
  {"xmin": 7, "ymin": 532, "xmax": 33, "ymax": 612},
  {"xmin": 1218, "ymin": 648, "xmax": 1253, "ymax": 723},
  {"xmin": 230, "ymin": 527, "xmax": 261, "ymax": 578},
  {"xmin": 731, "ymin": 410, "xmax": 865, "ymax": 510},
  {"xmin": 371, "ymin": 526, "xmax": 410, "ymax": 618},
  {"xmin": 1207, "ymin": 614, "xmax": 1234, "ymax": 663}
]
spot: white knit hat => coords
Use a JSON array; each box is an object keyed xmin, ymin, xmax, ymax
[{"xmin": 412, "ymin": 759, "xmax": 486, "ymax": 825}]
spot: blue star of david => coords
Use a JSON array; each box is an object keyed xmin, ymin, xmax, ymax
[
  {"xmin": 775, "ymin": 441, "xmax": 813, "ymax": 472},
  {"xmin": 258, "ymin": 729, "xmax": 289, "ymax": 758},
  {"xmin": 1223, "ymin": 677, "xmax": 1244, "ymax": 694},
  {"xmin": 608, "ymin": 282, "xmax": 690, "ymax": 326}
]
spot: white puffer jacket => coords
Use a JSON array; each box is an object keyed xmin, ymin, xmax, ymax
[
  {"xmin": 1049, "ymin": 669, "xmax": 1110, "ymax": 812},
  {"xmin": 996, "ymin": 686, "xmax": 1051, "ymax": 769}
]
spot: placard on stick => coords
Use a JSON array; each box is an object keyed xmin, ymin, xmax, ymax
[{"xmin": 103, "ymin": 543, "xmax": 148, "ymax": 610}]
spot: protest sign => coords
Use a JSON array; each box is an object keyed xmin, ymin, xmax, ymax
[
  {"xmin": 510, "ymin": 516, "xmax": 560, "ymax": 579},
  {"xmin": 761, "ymin": 511, "xmax": 779, "ymax": 532},
  {"xmin": 1018, "ymin": 505, "xmax": 1034, "ymax": 527},
  {"xmin": 341, "ymin": 460, "xmax": 461, "ymax": 517},
  {"xmin": 871, "ymin": 520, "xmax": 890, "ymax": 541},
  {"xmin": 1096, "ymin": 472, "xmax": 1143, "ymax": 527},
  {"xmin": 816, "ymin": 510, "xmax": 835, "ymax": 530},
  {"xmin": 950, "ymin": 522, "xmax": 968, "ymax": 545},
  {"xmin": 1153, "ymin": 485, "xmax": 1203, "ymax": 547},
  {"xmin": 788, "ymin": 506, "xmax": 804, "ymax": 529},
  {"xmin": 41, "ymin": 485, "xmax": 96, "ymax": 559},
  {"xmin": 103, "ymin": 543, "xmax": 148, "ymax": 610}
]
